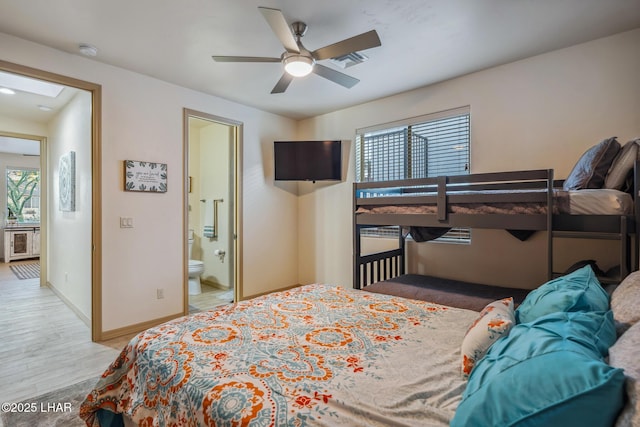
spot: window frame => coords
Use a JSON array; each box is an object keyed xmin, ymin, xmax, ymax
[
  {"xmin": 355, "ymin": 106, "xmax": 471, "ymax": 244},
  {"xmin": 6, "ymin": 166, "xmax": 41, "ymax": 224}
]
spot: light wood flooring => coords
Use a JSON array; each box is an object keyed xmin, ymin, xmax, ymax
[
  {"xmin": 0, "ymin": 261, "xmax": 131, "ymax": 420},
  {"xmin": 0, "ymin": 261, "xmax": 231, "ymax": 427},
  {"xmin": 189, "ymin": 282, "xmax": 234, "ymax": 313}
]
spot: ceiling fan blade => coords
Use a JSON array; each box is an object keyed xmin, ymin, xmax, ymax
[
  {"xmin": 258, "ymin": 7, "xmax": 300, "ymax": 54},
  {"xmin": 313, "ymin": 64, "xmax": 359, "ymax": 89},
  {"xmin": 212, "ymin": 56, "xmax": 281, "ymax": 63},
  {"xmin": 312, "ymin": 30, "xmax": 381, "ymax": 60},
  {"xmin": 271, "ymin": 73, "xmax": 295, "ymax": 94}
]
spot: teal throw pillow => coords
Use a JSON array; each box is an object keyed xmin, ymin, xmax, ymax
[
  {"xmin": 451, "ymin": 310, "xmax": 624, "ymax": 427},
  {"xmin": 515, "ymin": 265, "xmax": 609, "ymax": 324}
]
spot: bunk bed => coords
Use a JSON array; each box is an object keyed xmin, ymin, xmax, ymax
[{"xmin": 353, "ymin": 154, "xmax": 640, "ymax": 298}]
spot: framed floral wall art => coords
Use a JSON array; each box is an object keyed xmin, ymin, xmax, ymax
[
  {"xmin": 59, "ymin": 151, "xmax": 76, "ymax": 211},
  {"xmin": 124, "ymin": 160, "xmax": 167, "ymax": 193}
]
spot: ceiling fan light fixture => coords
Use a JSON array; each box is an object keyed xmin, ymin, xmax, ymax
[{"xmin": 283, "ymin": 54, "xmax": 314, "ymax": 77}]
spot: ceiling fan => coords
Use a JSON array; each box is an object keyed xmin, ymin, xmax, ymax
[{"xmin": 212, "ymin": 7, "xmax": 381, "ymax": 94}]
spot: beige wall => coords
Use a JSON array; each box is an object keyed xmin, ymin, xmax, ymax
[
  {"xmin": 297, "ymin": 28, "xmax": 640, "ymax": 289},
  {"xmin": 187, "ymin": 122, "xmax": 201, "ymax": 237},
  {"xmin": 189, "ymin": 122, "xmax": 233, "ymax": 288},
  {"xmin": 47, "ymin": 90, "xmax": 93, "ymax": 318},
  {"xmin": 0, "ymin": 117, "xmax": 46, "ymax": 137},
  {"xmin": 0, "ymin": 31, "xmax": 298, "ymax": 333}
]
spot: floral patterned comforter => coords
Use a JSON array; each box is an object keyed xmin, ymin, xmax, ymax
[{"xmin": 80, "ymin": 284, "xmax": 478, "ymax": 426}]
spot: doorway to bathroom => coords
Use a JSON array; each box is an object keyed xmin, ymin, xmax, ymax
[{"xmin": 184, "ymin": 109, "xmax": 241, "ymax": 313}]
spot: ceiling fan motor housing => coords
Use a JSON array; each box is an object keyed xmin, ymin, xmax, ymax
[{"xmin": 290, "ymin": 21, "xmax": 308, "ymax": 39}]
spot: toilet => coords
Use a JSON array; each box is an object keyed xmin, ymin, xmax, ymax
[{"xmin": 188, "ymin": 230, "xmax": 204, "ymax": 295}]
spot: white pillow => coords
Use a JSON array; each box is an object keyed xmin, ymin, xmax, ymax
[
  {"xmin": 609, "ymin": 321, "xmax": 640, "ymax": 427},
  {"xmin": 605, "ymin": 138, "xmax": 640, "ymax": 190},
  {"xmin": 611, "ymin": 271, "xmax": 640, "ymax": 336},
  {"xmin": 461, "ymin": 297, "xmax": 515, "ymax": 379}
]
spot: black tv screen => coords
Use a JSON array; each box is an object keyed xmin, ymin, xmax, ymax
[{"xmin": 274, "ymin": 140, "xmax": 342, "ymax": 181}]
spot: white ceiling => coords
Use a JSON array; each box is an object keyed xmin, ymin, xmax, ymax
[{"xmin": 0, "ymin": 0, "xmax": 639, "ymax": 120}]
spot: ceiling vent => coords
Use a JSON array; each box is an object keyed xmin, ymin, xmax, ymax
[{"xmin": 330, "ymin": 51, "xmax": 369, "ymax": 69}]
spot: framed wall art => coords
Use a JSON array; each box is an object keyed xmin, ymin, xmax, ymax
[
  {"xmin": 59, "ymin": 150, "xmax": 76, "ymax": 211},
  {"xmin": 124, "ymin": 160, "xmax": 167, "ymax": 193}
]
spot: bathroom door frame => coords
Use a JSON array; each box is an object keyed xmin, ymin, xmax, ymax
[{"xmin": 182, "ymin": 109, "xmax": 242, "ymax": 313}]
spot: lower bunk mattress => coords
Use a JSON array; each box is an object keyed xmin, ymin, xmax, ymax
[{"xmin": 363, "ymin": 274, "xmax": 531, "ymax": 311}]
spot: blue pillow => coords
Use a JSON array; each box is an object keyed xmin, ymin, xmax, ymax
[
  {"xmin": 451, "ymin": 311, "xmax": 624, "ymax": 427},
  {"xmin": 515, "ymin": 265, "xmax": 609, "ymax": 324}
]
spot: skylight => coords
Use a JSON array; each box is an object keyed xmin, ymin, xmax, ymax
[{"xmin": 0, "ymin": 71, "xmax": 64, "ymax": 98}]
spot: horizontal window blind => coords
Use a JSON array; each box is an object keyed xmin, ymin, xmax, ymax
[{"xmin": 356, "ymin": 107, "xmax": 471, "ymax": 243}]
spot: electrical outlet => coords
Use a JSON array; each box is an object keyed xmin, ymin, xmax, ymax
[{"xmin": 156, "ymin": 288, "xmax": 164, "ymax": 299}]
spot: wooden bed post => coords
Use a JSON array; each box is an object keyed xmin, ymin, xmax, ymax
[
  {"xmin": 547, "ymin": 169, "xmax": 554, "ymax": 280},
  {"xmin": 354, "ymin": 225, "xmax": 362, "ymax": 289},
  {"xmin": 399, "ymin": 227, "xmax": 405, "ymax": 276},
  {"xmin": 634, "ymin": 160, "xmax": 640, "ymax": 273},
  {"xmin": 353, "ymin": 183, "xmax": 361, "ymax": 289}
]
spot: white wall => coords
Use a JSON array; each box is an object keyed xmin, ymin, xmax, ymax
[
  {"xmin": 297, "ymin": 28, "xmax": 640, "ymax": 289},
  {"xmin": 0, "ymin": 32, "xmax": 298, "ymax": 334},
  {"xmin": 187, "ymin": 122, "xmax": 201, "ymax": 236},
  {"xmin": 189, "ymin": 122, "xmax": 232, "ymax": 288},
  {"xmin": 0, "ymin": 117, "xmax": 46, "ymax": 137},
  {"xmin": 47, "ymin": 90, "xmax": 92, "ymax": 317}
]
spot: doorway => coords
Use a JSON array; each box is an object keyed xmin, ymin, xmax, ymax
[
  {"xmin": 0, "ymin": 60, "xmax": 101, "ymax": 340},
  {"xmin": 0, "ymin": 132, "xmax": 44, "ymax": 284},
  {"xmin": 183, "ymin": 109, "xmax": 241, "ymax": 313}
]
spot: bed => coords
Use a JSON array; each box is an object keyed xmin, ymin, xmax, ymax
[
  {"xmin": 79, "ymin": 268, "xmax": 640, "ymax": 427},
  {"xmin": 354, "ymin": 137, "xmax": 640, "ymax": 290},
  {"xmin": 80, "ymin": 284, "xmax": 479, "ymax": 426}
]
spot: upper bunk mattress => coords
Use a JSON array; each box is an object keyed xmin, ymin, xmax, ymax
[
  {"xmin": 356, "ymin": 188, "xmax": 633, "ymax": 216},
  {"xmin": 564, "ymin": 188, "xmax": 633, "ymax": 215}
]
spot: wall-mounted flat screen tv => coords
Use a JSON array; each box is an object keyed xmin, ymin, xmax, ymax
[{"xmin": 274, "ymin": 140, "xmax": 342, "ymax": 181}]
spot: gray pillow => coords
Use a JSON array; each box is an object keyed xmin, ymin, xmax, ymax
[
  {"xmin": 609, "ymin": 321, "xmax": 640, "ymax": 427},
  {"xmin": 611, "ymin": 271, "xmax": 640, "ymax": 336},
  {"xmin": 605, "ymin": 138, "xmax": 640, "ymax": 190},
  {"xmin": 563, "ymin": 137, "xmax": 620, "ymax": 190}
]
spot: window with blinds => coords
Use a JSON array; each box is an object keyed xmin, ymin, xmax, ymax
[{"xmin": 355, "ymin": 107, "xmax": 471, "ymax": 243}]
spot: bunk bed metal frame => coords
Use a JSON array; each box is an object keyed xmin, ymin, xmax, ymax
[{"xmin": 353, "ymin": 164, "xmax": 640, "ymax": 289}]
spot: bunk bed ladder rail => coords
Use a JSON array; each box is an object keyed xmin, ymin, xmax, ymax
[
  {"xmin": 353, "ymin": 181, "xmax": 406, "ymax": 289},
  {"xmin": 546, "ymin": 168, "xmax": 554, "ymax": 281},
  {"xmin": 354, "ymin": 225, "xmax": 405, "ymax": 289}
]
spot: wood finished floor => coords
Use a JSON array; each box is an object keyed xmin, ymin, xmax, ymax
[
  {"xmin": 0, "ymin": 261, "xmax": 232, "ymax": 426},
  {"xmin": 0, "ymin": 260, "xmax": 129, "ymax": 414},
  {"xmin": 189, "ymin": 282, "xmax": 234, "ymax": 313}
]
